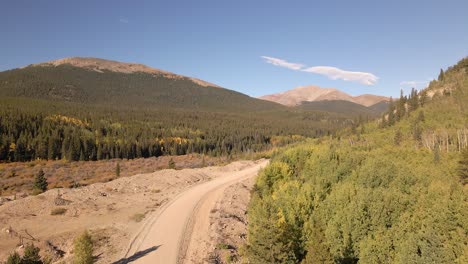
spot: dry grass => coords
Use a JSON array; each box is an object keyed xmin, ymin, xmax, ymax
[
  {"xmin": 130, "ymin": 212, "xmax": 146, "ymax": 222},
  {"xmin": 0, "ymin": 154, "xmax": 225, "ymax": 196},
  {"xmin": 51, "ymin": 208, "xmax": 67, "ymax": 215}
]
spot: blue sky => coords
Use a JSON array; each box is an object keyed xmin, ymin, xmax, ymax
[{"xmin": 2, "ymin": 0, "xmax": 467, "ymax": 97}]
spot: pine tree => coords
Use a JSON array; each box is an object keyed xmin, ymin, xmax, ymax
[
  {"xmin": 409, "ymin": 88, "xmax": 419, "ymax": 112},
  {"xmin": 438, "ymin": 68, "xmax": 445, "ymax": 81},
  {"xmin": 96, "ymin": 144, "xmax": 102, "ymax": 160},
  {"xmin": 419, "ymin": 90, "xmax": 428, "ymax": 107},
  {"xmin": 387, "ymin": 97, "xmax": 395, "ymax": 126},
  {"xmin": 458, "ymin": 148, "xmax": 468, "ymax": 184},
  {"xmin": 33, "ymin": 169, "xmax": 48, "ymax": 194},
  {"xmin": 47, "ymin": 136, "xmax": 56, "ymax": 160}
]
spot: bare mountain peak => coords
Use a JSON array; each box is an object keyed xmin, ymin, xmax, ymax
[
  {"xmin": 353, "ymin": 94, "xmax": 390, "ymax": 107},
  {"xmin": 260, "ymin": 85, "xmax": 388, "ymax": 107},
  {"xmin": 32, "ymin": 57, "xmax": 220, "ymax": 88}
]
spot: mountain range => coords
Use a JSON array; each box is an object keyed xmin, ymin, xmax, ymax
[
  {"xmin": 260, "ymin": 85, "xmax": 389, "ymax": 107},
  {"xmin": 0, "ymin": 57, "xmax": 389, "ymax": 116}
]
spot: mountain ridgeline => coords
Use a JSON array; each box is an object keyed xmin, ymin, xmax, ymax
[
  {"xmin": 0, "ymin": 58, "xmax": 282, "ymax": 112},
  {"xmin": 296, "ymin": 100, "xmax": 389, "ymax": 117},
  {"xmin": 260, "ymin": 85, "xmax": 389, "ymax": 107},
  {"xmin": 245, "ymin": 57, "xmax": 468, "ymax": 263},
  {"xmin": 0, "ymin": 57, "xmax": 378, "ymax": 163}
]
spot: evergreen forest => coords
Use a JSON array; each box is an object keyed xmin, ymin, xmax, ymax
[{"xmin": 0, "ymin": 64, "xmax": 370, "ymax": 162}]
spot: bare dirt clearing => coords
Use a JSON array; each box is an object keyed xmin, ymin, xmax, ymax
[
  {"xmin": 0, "ymin": 159, "xmax": 266, "ymax": 263},
  {"xmin": 0, "ymin": 154, "xmax": 223, "ymax": 196}
]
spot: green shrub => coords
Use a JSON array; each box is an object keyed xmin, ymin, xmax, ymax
[
  {"xmin": 6, "ymin": 252, "xmax": 21, "ymax": 264},
  {"xmin": 168, "ymin": 158, "xmax": 176, "ymax": 169},
  {"xmin": 217, "ymin": 243, "xmax": 230, "ymax": 250},
  {"xmin": 74, "ymin": 230, "xmax": 93, "ymax": 264},
  {"xmin": 225, "ymin": 254, "xmax": 237, "ymax": 263},
  {"xmin": 7, "ymin": 244, "xmax": 43, "ymax": 264},
  {"xmin": 23, "ymin": 244, "xmax": 42, "ymax": 263}
]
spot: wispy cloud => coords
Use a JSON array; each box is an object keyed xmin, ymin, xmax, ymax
[
  {"xmin": 119, "ymin": 18, "xmax": 129, "ymax": 24},
  {"xmin": 303, "ymin": 66, "xmax": 378, "ymax": 85},
  {"xmin": 261, "ymin": 56, "xmax": 378, "ymax": 85},
  {"xmin": 261, "ymin": 56, "xmax": 304, "ymax": 70},
  {"xmin": 399, "ymin": 80, "xmax": 429, "ymax": 88}
]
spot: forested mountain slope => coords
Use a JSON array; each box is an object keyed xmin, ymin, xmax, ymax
[
  {"xmin": 0, "ymin": 57, "xmax": 282, "ymax": 112},
  {"xmin": 245, "ymin": 57, "xmax": 468, "ymax": 263},
  {"xmin": 0, "ymin": 58, "xmax": 373, "ymax": 162},
  {"xmin": 294, "ymin": 100, "xmax": 385, "ymax": 117}
]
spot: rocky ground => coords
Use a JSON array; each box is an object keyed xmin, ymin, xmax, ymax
[{"xmin": 205, "ymin": 176, "xmax": 255, "ymax": 264}]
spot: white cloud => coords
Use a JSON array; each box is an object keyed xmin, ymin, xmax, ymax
[
  {"xmin": 399, "ymin": 80, "xmax": 429, "ymax": 88},
  {"xmin": 261, "ymin": 56, "xmax": 378, "ymax": 85},
  {"xmin": 119, "ymin": 18, "xmax": 129, "ymax": 24},
  {"xmin": 261, "ymin": 56, "xmax": 304, "ymax": 70},
  {"xmin": 302, "ymin": 66, "xmax": 378, "ymax": 85}
]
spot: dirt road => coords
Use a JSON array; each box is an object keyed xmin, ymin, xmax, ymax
[{"xmin": 123, "ymin": 159, "xmax": 268, "ymax": 263}]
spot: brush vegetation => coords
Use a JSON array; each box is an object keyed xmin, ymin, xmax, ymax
[
  {"xmin": 74, "ymin": 230, "xmax": 94, "ymax": 264},
  {"xmin": 245, "ymin": 58, "xmax": 468, "ymax": 263}
]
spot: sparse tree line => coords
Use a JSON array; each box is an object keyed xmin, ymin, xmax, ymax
[
  {"xmin": 379, "ymin": 57, "xmax": 468, "ymax": 153},
  {"xmin": 380, "ymin": 87, "xmax": 427, "ymax": 128}
]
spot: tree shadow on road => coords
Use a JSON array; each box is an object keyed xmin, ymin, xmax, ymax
[{"xmin": 112, "ymin": 245, "xmax": 161, "ymax": 264}]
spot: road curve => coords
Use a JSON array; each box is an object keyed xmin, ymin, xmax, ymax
[{"xmin": 123, "ymin": 159, "xmax": 268, "ymax": 263}]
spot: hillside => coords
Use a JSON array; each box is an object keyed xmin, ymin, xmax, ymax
[
  {"xmin": 31, "ymin": 57, "xmax": 220, "ymax": 87},
  {"xmin": 260, "ymin": 85, "xmax": 388, "ymax": 107},
  {"xmin": 294, "ymin": 100, "xmax": 386, "ymax": 116},
  {"xmin": 367, "ymin": 100, "xmax": 390, "ymax": 113},
  {"xmin": 0, "ymin": 57, "xmax": 282, "ymax": 113},
  {"xmin": 0, "ymin": 58, "xmax": 375, "ymax": 164},
  {"xmin": 245, "ymin": 57, "xmax": 468, "ymax": 263}
]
